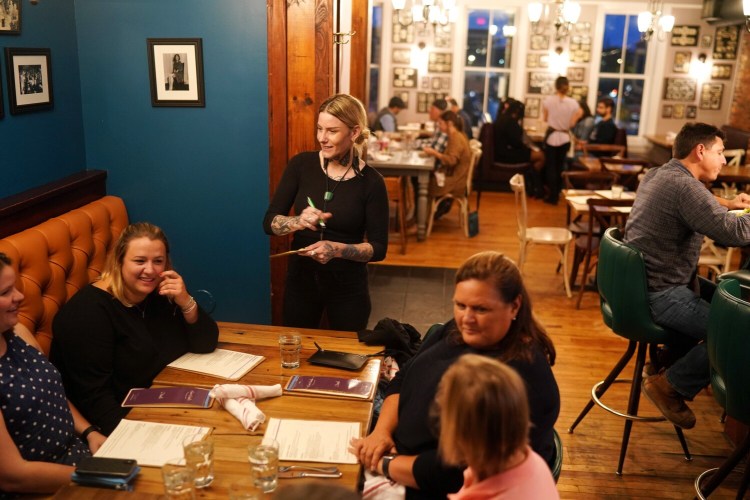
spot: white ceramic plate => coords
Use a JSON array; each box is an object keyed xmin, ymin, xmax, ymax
[{"xmin": 729, "ymin": 209, "xmax": 749, "ymax": 216}]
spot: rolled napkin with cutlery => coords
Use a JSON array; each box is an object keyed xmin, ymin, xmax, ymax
[{"xmin": 209, "ymin": 384, "xmax": 282, "ymax": 431}]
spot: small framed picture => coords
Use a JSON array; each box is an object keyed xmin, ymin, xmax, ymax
[
  {"xmin": 0, "ymin": 0, "xmax": 21, "ymax": 35},
  {"xmin": 530, "ymin": 34, "xmax": 550, "ymax": 51},
  {"xmin": 392, "ymin": 48, "xmax": 411, "ymax": 65},
  {"xmin": 700, "ymin": 34, "xmax": 712, "ymax": 48},
  {"xmin": 525, "ymin": 97, "xmax": 540, "ymax": 119},
  {"xmin": 711, "ymin": 63, "xmax": 732, "ymax": 80},
  {"xmin": 673, "ymin": 51, "xmax": 691, "ymax": 73},
  {"xmin": 566, "ymin": 67, "xmax": 585, "ymax": 82},
  {"xmin": 672, "ymin": 103, "xmax": 685, "ymax": 119},
  {"xmin": 662, "ymin": 105, "xmax": 673, "ymax": 118},
  {"xmin": 147, "ymin": 38, "xmax": 205, "ymax": 107},
  {"xmin": 4, "ymin": 47, "xmax": 53, "ymax": 114},
  {"xmin": 686, "ymin": 105, "xmax": 697, "ymax": 119}
]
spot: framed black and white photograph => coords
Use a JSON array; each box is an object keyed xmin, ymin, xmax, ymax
[
  {"xmin": 663, "ymin": 77, "xmax": 697, "ymax": 101},
  {"xmin": 686, "ymin": 105, "xmax": 697, "ymax": 119},
  {"xmin": 662, "ymin": 104, "xmax": 673, "ymax": 118},
  {"xmin": 569, "ymin": 35, "xmax": 592, "ymax": 63},
  {"xmin": 672, "ymin": 103, "xmax": 685, "ymax": 119},
  {"xmin": 527, "ymin": 71, "xmax": 556, "ymax": 95},
  {"xmin": 525, "ymin": 97, "xmax": 540, "ymax": 119},
  {"xmin": 147, "ymin": 38, "xmax": 205, "ymax": 107},
  {"xmin": 4, "ymin": 47, "xmax": 53, "ymax": 114},
  {"xmin": 393, "ymin": 67, "xmax": 417, "ymax": 89},
  {"xmin": 530, "ymin": 34, "xmax": 550, "ymax": 51},
  {"xmin": 670, "ymin": 25, "xmax": 699, "ymax": 47},
  {"xmin": 568, "ymin": 85, "xmax": 589, "ymax": 102},
  {"xmin": 392, "ymin": 48, "xmax": 411, "ymax": 65},
  {"xmin": 700, "ymin": 34, "xmax": 712, "ymax": 48},
  {"xmin": 427, "ymin": 52, "xmax": 452, "ymax": 73},
  {"xmin": 673, "ymin": 51, "xmax": 691, "ymax": 73},
  {"xmin": 0, "ymin": 0, "xmax": 20, "ymax": 35},
  {"xmin": 711, "ymin": 63, "xmax": 732, "ymax": 80},
  {"xmin": 713, "ymin": 25, "xmax": 739, "ymax": 60},
  {"xmin": 699, "ymin": 82, "xmax": 723, "ymax": 110},
  {"xmin": 567, "ymin": 66, "xmax": 585, "ymax": 82}
]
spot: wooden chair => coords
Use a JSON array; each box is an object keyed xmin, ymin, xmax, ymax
[
  {"xmin": 698, "ymin": 237, "xmax": 735, "ymax": 280},
  {"xmin": 510, "ymin": 173, "xmax": 573, "ymax": 297},
  {"xmin": 384, "ymin": 176, "xmax": 407, "ymax": 254},
  {"xmin": 723, "ymin": 149, "xmax": 746, "ymax": 167},
  {"xmin": 426, "ymin": 144, "xmax": 482, "ymax": 238},
  {"xmin": 599, "ymin": 157, "xmax": 650, "ymax": 191},
  {"xmin": 561, "ymin": 171, "xmax": 620, "ymax": 234},
  {"xmin": 571, "ymin": 197, "xmax": 634, "ymax": 309}
]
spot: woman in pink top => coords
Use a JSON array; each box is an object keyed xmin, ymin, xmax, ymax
[{"xmin": 436, "ymin": 354, "xmax": 559, "ymax": 500}]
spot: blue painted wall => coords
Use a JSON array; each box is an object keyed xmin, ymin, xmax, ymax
[
  {"xmin": 0, "ymin": 0, "xmax": 85, "ymax": 197},
  {"xmin": 75, "ymin": 0, "xmax": 270, "ymax": 323}
]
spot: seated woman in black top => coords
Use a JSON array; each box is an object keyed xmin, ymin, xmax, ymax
[
  {"xmin": 494, "ymin": 100, "xmax": 545, "ymax": 197},
  {"xmin": 350, "ymin": 251, "xmax": 560, "ymax": 499},
  {"xmin": 51, "ymin": 222, "xmax": 219, "ymax": 435}
]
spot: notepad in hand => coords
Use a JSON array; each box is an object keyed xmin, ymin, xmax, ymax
[
  {"xmin": 167, "ymin": 349, "xmax": 265, "ymax": 380},
  {"xmin": 285, "ymin": 375, "xmax": 375, "ymax": 400},
  {"xmin": 122, "ymin": 386, "xmax": 213, "ymax": 408}
]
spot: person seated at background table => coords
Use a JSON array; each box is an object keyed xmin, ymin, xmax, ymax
[
  {"xmin": 579, "ymin": 97, "xmax": 617, "ymax": 156},
  {"xmin": 422, "ymin": 110, "xmax": 472, "ymax": 220},
  {"xmin": 436, "ymin": 354, "xmax": 559, "ymax": 500},
  {"xmin": 624, "ymin": 123, "xmax": 750, "ymax": 430},
  {"xmin": 493, "ymin": 99, "xmax": 546, "ymax": 198},
  {"xmin": 50, "ymin": 222, "xmax": 219, "ymax": 435},
  {"xmin": 350, "ymin": 251, "xmax": 560, "ymax": 499},
  {"xmin": 0, "ymin": 253, "xmax": 106, "ymax": 495},
  {"xmin": 372, "ymin": 96, "xmax": 407, "ymax": 133},
  {"xmin": 571, "ymin": 99, "xmax": 594, "ymax": 147},
  {"xmin": 447, "ymin": 97, "xmax": 473, "ymax": 140},
  {"xmin": 542, "ymin": 76, "xmax": 582, "ymax": 205},
  {"xmin": 263, "ymin": 93, "xmax": 389, "ymax": 332}
]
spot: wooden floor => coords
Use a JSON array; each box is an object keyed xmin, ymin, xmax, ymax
[{"xmin": 379, "ymin": 191, "xmax": 742, "ymax": 499}]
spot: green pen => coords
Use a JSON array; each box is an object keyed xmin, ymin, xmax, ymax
[{"xmin": 307, "ymin": 196, "xmax": 326, "ymax": 228}]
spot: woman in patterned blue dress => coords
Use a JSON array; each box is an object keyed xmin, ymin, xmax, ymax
[{"xmin": 0, "ymin": 253, "xmax": 106, "ymax": 495}]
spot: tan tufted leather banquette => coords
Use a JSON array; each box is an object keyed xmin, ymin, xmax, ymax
[{"xmin": 0, "ymin": 196, "xmax": 128, "ymax": 355}]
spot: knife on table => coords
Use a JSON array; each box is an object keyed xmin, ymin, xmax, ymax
[{"xmin": 277, "ymin": 471, "xmax": 343, "ymax": 479}]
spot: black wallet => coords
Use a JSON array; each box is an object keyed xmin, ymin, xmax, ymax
[{"xmin": 308, "ymin": 345, "xmax": 369, "ymax": 370}]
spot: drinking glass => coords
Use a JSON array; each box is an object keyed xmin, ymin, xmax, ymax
[
  {"xmin": 611, "ymin": 184, "xmax": 624, "ymax": 199},
  {"xmin": 229, "ymin": 478, "xmax": 264, "ymax": 500},
  {"xmin": 279, "ymin": 334, "xmax": 301, "ymax": 369},
  {"xmin": 162, "ymin": 458, "xmax": 196, "ymax": 500},
  {"xmin": 248, "ymin": 440, "xmax": 279, "ymax": 493},
  {"xmin": 182, "ymin": 435, "xmax": 214, "ymax": 488}
]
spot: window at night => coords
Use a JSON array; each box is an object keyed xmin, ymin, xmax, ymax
[{"xmin": 368, "ymin": 3, "xmax": 383, "ymax": 114}]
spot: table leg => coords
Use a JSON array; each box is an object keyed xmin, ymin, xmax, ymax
[{"xmin": 416, "ymin": 171, "xmax": 430, "ymax": 241}]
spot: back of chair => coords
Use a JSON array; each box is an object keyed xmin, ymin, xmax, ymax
[
  {"xmin": 597, "ymin": 227, "xmax": 670, "ymax": 341},
  {"xmin": 562, "ymin": 171, "xmax": 620, "ymax": 190},
  {"xmin": 466, "ymin": 145, "xmax": 482, "ymax": 197},
  {"xmin": 707, "ymin": 279, "xmax": 750, "ymax": 424},
  {"xmin": 509, "ymin": 173, "xmax": 527, "ymax": 240}
]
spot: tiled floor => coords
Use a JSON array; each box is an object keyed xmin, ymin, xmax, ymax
[{"xmin": 367, "ymin": 264, "xmax": 457, "ymax": 335}]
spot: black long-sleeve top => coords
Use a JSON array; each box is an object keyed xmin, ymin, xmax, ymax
[
  {"xmin": 263, "ymin": 151, "xmax": 389, "ymax": 268},
  {"xmin": 386, "ymin": 320, "xmax": 560, "ymax": 499},
  {"xmin": 50, "ymin": 284, "xmax": 219, "ymax": 435},
  {"xmin": 493, "ymin": 114, "xmax": 532, "ymax": 164}
]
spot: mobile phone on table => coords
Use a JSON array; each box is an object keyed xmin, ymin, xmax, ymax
[{"xmin": 75, "ymin": 457, "xmax": 138, "ymax": 478}]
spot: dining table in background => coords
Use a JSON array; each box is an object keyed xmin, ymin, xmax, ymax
[
  {"xmin": 369, "ymin": 150, "xmax": 435, "ymax": 241},
  {"xmin": 645, "ymin": 134, "xmax": 674, "ymax": 165},
  {"xmin": 56, "ymin": 323, "xmax": 384, "ymax": 498}
]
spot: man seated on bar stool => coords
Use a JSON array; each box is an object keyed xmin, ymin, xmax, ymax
[{"xmin": 624, "ymin": 122, "xmax": 750, "ymax": 429}]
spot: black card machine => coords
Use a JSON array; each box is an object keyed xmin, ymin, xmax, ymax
[{"xmin": 308, "ymin": 342, "xmax": 370, "ymax": 370}]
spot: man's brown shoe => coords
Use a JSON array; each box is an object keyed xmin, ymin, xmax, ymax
[{"xmin": 642, "ymin": 372, "xmax": 696, "ymax": 429}]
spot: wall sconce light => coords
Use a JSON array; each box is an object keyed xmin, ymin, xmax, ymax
[
  {"xmin": 744, "ymin": 0, "xmax": 750, "ymax": 33},
  {"xmin": 549, "ymin": 46, "xmax": 569, "ymax": 75},
  {"xmin": 690, "ymin": 53, "xmax": 709, "ymax": 81},
  {"xmin": 637, "ymin": 0, "xmax": 675, "ymax": 42}
]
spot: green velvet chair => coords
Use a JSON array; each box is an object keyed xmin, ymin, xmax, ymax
[
  {"xmin": 568, "ymin": 227, "xmax": 691, "ymax": 475},
  {"xmin": 552, "ymin": 428, "xmax": 563, "ymax": 483},
  {"xmin": 695, "ymin": 279, "xmax": 750, "ymax": 499}
]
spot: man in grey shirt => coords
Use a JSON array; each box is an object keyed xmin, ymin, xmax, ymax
[{"xmin": 625, "ymin": 122, "xmax": 750, "ymax": 429}]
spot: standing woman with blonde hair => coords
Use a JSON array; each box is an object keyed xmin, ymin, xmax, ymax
[
  {"xmin": 263, "ymin": 94, "xmax": 389, "ymax": 331},
  {"xmin": 51, "ymin": 222, "xmax": 219, "ymax": 435},
  {"xmin": 437, "ymin": 354, "xmax": 559, "ymax": 499}
]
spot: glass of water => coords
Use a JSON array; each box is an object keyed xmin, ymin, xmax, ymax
[
  {"xmin": 248, "ymin": 439, "xmax": 279, "ymax": 493},
  {"xmin": 182, "ymin": 435, "xmax": 214, "ymax": 488},
  {"xmin": 162, "ymin": 458, "xmax": 196, "ymax": 500}
]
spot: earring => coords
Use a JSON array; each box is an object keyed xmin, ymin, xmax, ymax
[{"xmin": 512, "ymin": 316, "xmax": 517, "ymax": 321}]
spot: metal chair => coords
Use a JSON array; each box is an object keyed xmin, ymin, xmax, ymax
[
  {"xmin": 568, "ymin": 227, "xmax": 691, "ymax": 475},
  {"xmin": 509, "ymin": 173, "xmax": 573, "ymax": 298},
  {"xmin": 695, "ymin": 279, "xmax": 750, "ymax": 499}
]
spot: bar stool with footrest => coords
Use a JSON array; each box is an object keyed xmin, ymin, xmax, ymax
[
  {"xmin": 694, "ymin": 279, "xmax": 750, "ymax": 499},
  {"xmin": 568, "ymin": 227, "xmax": 692, "ymax": 475}
]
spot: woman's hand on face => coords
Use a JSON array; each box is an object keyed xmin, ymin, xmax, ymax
[
  {"xmin": 158, "ymin": 270, "xmax": 191, "ymax": 308},
  {"xmin": 87, "ymin": 432, "xmax": 107, "ymax": 454},
  {"xmin": 302, "ymin": 241, "xmax": 337, "ymax": 264},
  {"xmin": 349, "ymin": 429, "xmax": 395, "ymax": 471}
]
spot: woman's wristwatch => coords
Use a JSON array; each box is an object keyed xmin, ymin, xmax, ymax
[{"xmin": 381, "ymin": 454, "xmax": 398, "ymax": 480}]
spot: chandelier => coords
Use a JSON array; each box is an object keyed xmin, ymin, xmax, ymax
[
  {"xmin": 391, "ymin": 0, "xmax": 459, "ymax": 28},
  {"xmin": 637, "ymin": 0, "xmax": 675, "ymax": 42},
  {"xmin": 528, "ymin": 0, "xmax": 581, "ymax": 41}
]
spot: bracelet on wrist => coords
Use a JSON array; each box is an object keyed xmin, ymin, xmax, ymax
[
  {"xmin": 181, "ymin": 296, "xmax": 197, "ymax": 314},
  {"xmin": 80, "ymin": 425, "xmax": 101, "ymax": 441}
]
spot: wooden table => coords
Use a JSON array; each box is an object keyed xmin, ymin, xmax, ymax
[
  {"xmin": 369, "ymin": 150, "xmax": 435, "ymax": 241},
  {"xmin": 645, "ymin": 134, "xmax": 673, "ymax": 165},
  {"xmin": 62, "ymin": 323, "xmax": 383, "ymax": 498}
]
